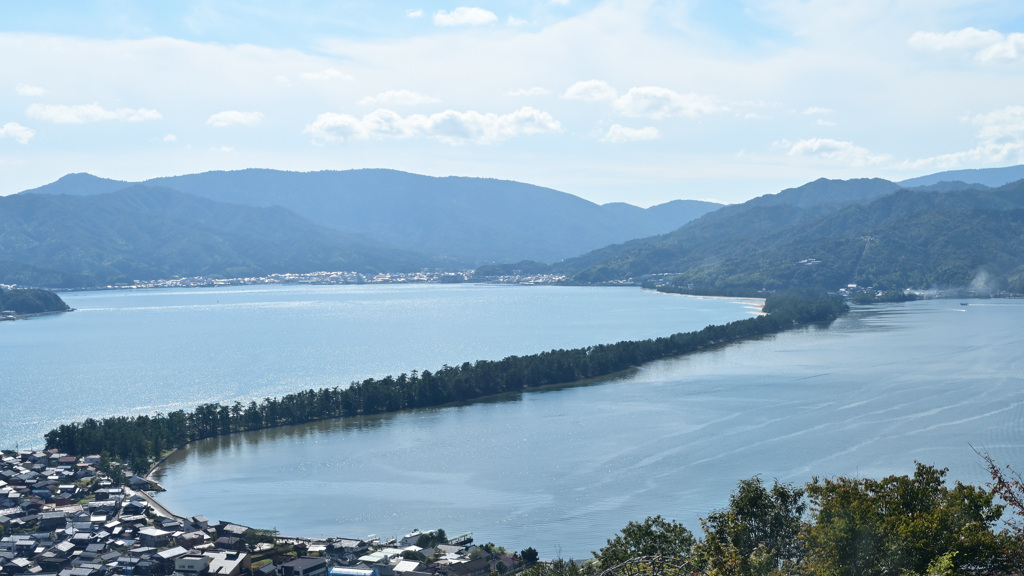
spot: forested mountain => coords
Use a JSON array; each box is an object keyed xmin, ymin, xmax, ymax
[
  {"xmin": 554, "ymin": 177, "xmax": 901, "ymax": 280},
  {"xmin": 899, "ymin": 164, "xmax": 1024, "ymax": 188},
  {"xmin": 561, "ymin": 180, "xmax": 1024, "ymax": 292},
  {"xmin": 25, "ymin": 169, "xmax": 722, "ymax": 264},
  {"xmin": 742, "ymin": 177, "xmax": 901, "ymax": 209},
  {"xmin": 0, "ymin": 186, "xmax": 435, "ymax": 288},
  {"xmin": 909, "ymin": 180, "xmax": 991, "ymax": 193},
  {"xmin": 16, "ymin": 165, "xmax": 1024, "ymax": 288},
  {"xmin": 0, "ymin": 287, "xmax": 70, "ymax": 315}
]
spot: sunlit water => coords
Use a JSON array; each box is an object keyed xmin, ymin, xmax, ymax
[
  {"xmin": 152, "ymin": 299, "xmax": 1024, "ymax": 559},
  {"xmin": 0, "ymin": 284, "xmax": 755, "ymax": 448},
  {"xmin": 6, "ymin": 288, "xmax": 1020, "ymax": 560}
]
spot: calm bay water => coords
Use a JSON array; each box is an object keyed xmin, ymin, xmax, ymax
[
  {"xmin": 0, "ymin": 284, "xmax": 755, "ymax": 448},
  {"xmin": 7, "ymin": 287, "xmax": 1021, "ymax": 560},
  {"xmin": 152, "ymin": 299, "xmax": 1024, "ymax": 559}
]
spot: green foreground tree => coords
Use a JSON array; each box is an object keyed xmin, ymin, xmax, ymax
[
  {"xmin": 589, "ymin": 464, "xmax": 1011, "ymax": 576},
  {"xmin": 593, "ymin": 515, "xmax": 695, "ymax": 567},
  {"xmin": 800, "ymin": 463, "xmax": 1008, "ymax": 576},
  {"xmin": 692, "ymin": 477, "xmax": 806, "ymax": 576}
]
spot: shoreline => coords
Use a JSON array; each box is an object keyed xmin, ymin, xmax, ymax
[
  {"xmin": 143, "ymin": 314, "xmax": 792, "ymax": 515},
  {"xmin": 146, "ymin": 364, "xmax": 644, "ymax": 482},
  {"xmin": 41, "ymin": 293, "xmax": 839, "ymax": 537},
  {"xmin": 51, "ymin": 293, "xmax": 833, "ymax": 467},
  {"xmin": 1, "ymin": 308, "xmax": 75, "ymax": 321},
  {"xmin": 649, "ymin": 288, "xmax": 766, "ymax": 315},
  {"xmin": 145, "ymin": 445, "xmax": 180, "ymax": 484}
]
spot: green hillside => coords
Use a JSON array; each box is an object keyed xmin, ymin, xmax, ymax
[
  {"xmin": 562, "ymin": 180, "xmax": 1024, "ymax": 292},
  {"xmin": 0, "ymin": 287, "xmax": 70, "ymax": 315},
  {"xmin": 26, "ymin": 169, "xmax": 722, "ymax": 264},
  {"xmin": 0, "ymin": 186, "xmax": 436, "ymax": 288}
]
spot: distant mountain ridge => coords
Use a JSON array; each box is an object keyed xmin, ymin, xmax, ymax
[
  {"xmin": 25, "ymin": 169, "xmax": 723, "ymax": 265},
  {"xmin": 15, "ymin": 164, "xmax": 1024, "ymax": 290},
  {"xmin": 0, "ymin": 186, "xmax": 435, "ymax": 288},
  {"xmin": 555, "ymin": 177, "xmax": 913, "ymax": 279},
  {"xmin": 559, "ymin": 175, "xmax": 1024, "ymax": 292},
  {"xmin": 899, "ymin": 164, "xmax": 1024, "ymax": 188}
]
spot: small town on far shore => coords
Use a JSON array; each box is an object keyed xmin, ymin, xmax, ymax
[
  {"xmin": 1, "ymin": 450, "xmax": 542, "ymax": 576},
  {"xmin": 0, "ymin": 270, "xmax": 572, "ymax": 294}
]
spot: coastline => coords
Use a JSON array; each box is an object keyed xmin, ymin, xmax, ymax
[
  {"xmin": 17, "ymin": 308, "xmax": 75, "ymax": 319},
  {"xmin": 145, "ymin": 445, "xmax": 179, "ymax": 484},
  {"xmin": 145, "ymin": 364, "xmax": 643, "ymax": 481},
  {"xmin": 49, "ymin": 291, "xmax": 841, "ymax": 468},
  {"xmin": 650, "ymin": 288, "xmax": 766, "ymax": 315},
  {"xmin": 0, "ymin": 308, "xmax": 74, "ymax": 322},
  {"xmin": 143, "ymin": 310, "xmax": 791, "ymax": 516},
  {"xmin": 43, "ymin": 291, "xmax": 847, "ymax": 539}
]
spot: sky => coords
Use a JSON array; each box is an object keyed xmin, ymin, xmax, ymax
[{"xmin": 1, "ymin": 0, "xmax": 1024, "ymax": 206}]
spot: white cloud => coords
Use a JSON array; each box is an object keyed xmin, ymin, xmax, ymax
[
  {"xmin": 509, "ymin": 87, "xmax": 550, "ymax": 97},
  {"xmin": 909, "ymin": 28, "xmax": 1024, "ymax": 62},
  {"xmin": 613, "ymin": 87, "xmax": 723, "ymax": 119},
  {"xmin": 3, "ymin": 5, "xmax": 1022, "ymax": 204},
  {"xmin": 802, "ymin": 107, "xmax": 833, "ymax": 115},
  {"xmin": 207, "ymin": 110, "xmax": 264, "ymax": 127},
  {"xmin": 213, "ymin": 146, "xmax": 234, "ymax": 152},
  {"xmin": 15, "ymin": 84, "xmax": 45, "ymax": 96},
  {"xmin": 782, "ymin": 138, "xmax": 890, "ymax": 167},
  {"xmin": 600, "ymin": 124, "xmax": 658, "ymax": 143},
  {"xmin": 0, "ymin": 122, "xmax": 35, "ymax": 144},
  {"xmin": 563, "ymin": 82, "xmax": 721, "ymax": 119},
  {"xmin": 163, "ymin": 134, "xmax": 177, "ymax": 142},
  {"xmin": 978, "ymin": 35, "xmax": 1024, "ymax": 62},
  {"xmin": 550, "ymin": 0, "xmax": 570, "ymax": 4},
  {"xmin": 300, "ymin": 68, "xmax": 352, "ymax": 81},
  {"xmin": 406, "ymin": 9, "xmax": 423, "ymax": 18},
  {"xmin": 507, "ymin": 16, "xmax": 528, "ymax": 26},
  {"xmin": 358, "ymin": 90, "xmax": 440, "ymax": 106},
  {"xmin": 434, "ymin": 7, "xmax": 497, "ymax": 26},
  {"xmin": 909, "ymin": 27, "xmax": 1002, "ymax": 51},
  {"xmin": 899, "ymin": 105, "xmax": 1024, "ymax": 170},
  {"xmin": 304, "ymin": 106, "xmax": 561, "ymax": 145},
  {"xmin": 26, "ymin": 103, "xmax": 161, "ymax": 123},
  {"xmin": 973, "ymin": 106, "xmax": 1024, "ymax": 145},
  {"xmin": 816, "ymin": 119, "xmax": 836, "ymax": 126},
  {"xmin": 562, "ymin": 80, "xmax": 618, "ymax": 102}
]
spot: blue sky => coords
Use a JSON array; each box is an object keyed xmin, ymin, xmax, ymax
[{"xmin": 2, "ymin": 0, "xmax": 1024, "ymax": 205}]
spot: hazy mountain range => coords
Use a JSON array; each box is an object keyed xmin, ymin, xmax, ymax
[
  {"xmin": 557, "ymin": 174, "xmax": 1024, "ymax": 292},
  {"xmin": 5, "ymin": 164, "xmax": 1024, "ymax": 291},
  {"xmin": 0, "ymin": 185, "xmax": 433, "ymax": 288},
  {"xmin": 23, "ymin": 169, "xmax": 721, "ymax": 265}
]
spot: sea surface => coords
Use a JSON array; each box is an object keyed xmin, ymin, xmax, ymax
[
  {"xmin": 151, "ymin": 298, "xmax": 1024, "ymax": 559},
  {"xmin": 0, "ymin": 283, "xmax": 755, "ymax": 448}
]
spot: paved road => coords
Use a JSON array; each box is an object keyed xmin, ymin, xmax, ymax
[{"xmin": 129, "ymin": 487, "xmax": 183, "ymax": 520}]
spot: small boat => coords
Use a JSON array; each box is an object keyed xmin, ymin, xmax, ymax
[{"xmin": 960, "ymin": 302, "xmax": 969, "ymax": 306}]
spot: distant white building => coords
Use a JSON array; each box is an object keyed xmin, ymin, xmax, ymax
[{"xmin": 399, "ymin": 530, "xmax": 434, "ymax": 547}]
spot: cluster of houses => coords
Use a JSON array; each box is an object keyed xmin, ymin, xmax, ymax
[
  {"xmin": 326, "ymin": 529, "xmax": 525, "ymax": 576},
  {"xmin": 49, "ymin": 270, "xmax": 479, "ymax": 293},
  {"xmin": 0, "ymin": 451, "xmax": 529, "ymax": 576}
]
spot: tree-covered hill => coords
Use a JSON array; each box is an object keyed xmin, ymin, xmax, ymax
[
  {"xmin": 561, "ymin": 180, "xmax": 1024, "ymax": 292},
  {"xmin": 0, "ymin": 287, "xmax": 70, "ymax": 315},
  {"xmin": 25, "ymin": 169, "xmax": 723, "ymax": 265},
  {"xmin": 0, "ymin": 186, "xmax": 436, "ymax": 288},
  {"xmin": 554, "ymin": 177, "xmax": 925, "ymax": 282},
  {"xmin": 899, "ymin": 162, "xmax": 1024, "ymax": 188}
]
